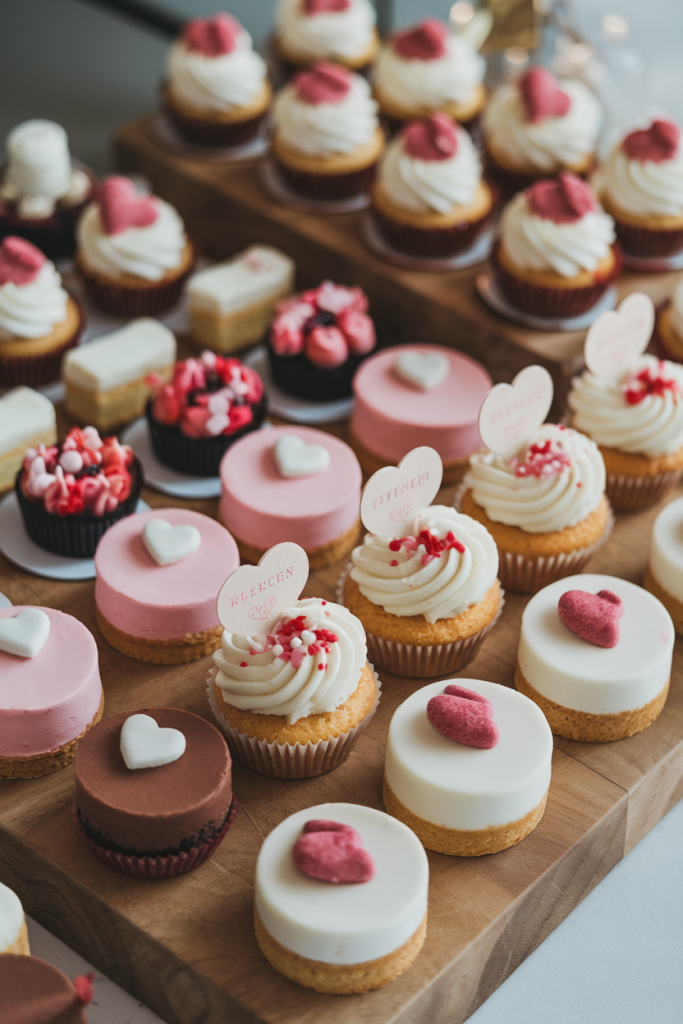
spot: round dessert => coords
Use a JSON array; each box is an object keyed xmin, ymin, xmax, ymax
[
  {"xmin": 370, "ymin": 113, "xmax": 495, "ymax": 258},
  {"xmin": 567, "ymin": 353, "xmax": 683, "ymax": 510},
  {"xmin": 645, "ymin": 494, "xmax": 683, "ymax": 635},
  {"xmin": 219, "ymin": 425, "xmax": 362, "ymax": 567},
  {"xmin": 374, "ymin": 18, "xmax": 486, "ymax": 134},
  {"xmin": 0, "ymin": 881, "xmax": 29, "ymax": 955},
  {"xmin": 483, "ymin": 67, "xmax": 601, "ymax": 195},
  {"xmin": 384, "ymin": 678, "xmax": 553, "ymax": 855},
  {"xmin": 274, "ymin": 0, "xmax": 378, "ymax": 74},
  {"xmin": 461, "ymin": 423, "xmax": 611, "ymax": 593},
  {"xmin": 75, "ymin": 707, "xmax": 235, "ymax": 877},
  {"xmin": 601, "ymin": 119, "xmax": 683, "ymax": 260},
  {"xmin": 655, "ymin": 274, "xmax": 683, "ymax": 363},
  {"xmin": 267, "ymin": 280, "xmax": 376, "ymax": 401},
  {"xmin": 0, "ymin": 956, "xmax": 95, "ymax": 1022},
  {"xmin": 16, "ymin": 426, "xmax": 140, "ymax": 558},
  {"xmin": 516, "ymin": 573, "xmax": 673, "ymax": 741},
  {"xmin": 210, "ymin": 596, "xmax": 378, "ymax": 778},
  {"xmin": 493, "ymin": 173, "xmax": 620, "ymax": 319},
  {"xmin": 271, "ymin": 62, "xmax": 384, "ymax": 201},
  {"xmin": 95, "ymin": 507, "xmax": 239, "ymax": 664},
  {"xmin": 343, "ymin": 504, "xmax": 502, "ymax": 677},
  {"xmin": 146, "ymin": 350, "xmax": 266, "ymax": 476},
  {"xmin": 0, "ymin": 119, "xmax": 95, "ymax": 260},
  {"xmin": 254, "ymin": 802, "xmax": 428, "ymax": 993},
  {"xmin": 162, "ymin": 13, "xmax": 271, "ymax": 148},
  {"xmin": 76, "ymin": 175, "xmax": 194, "ymax": 316},
  {"xmin": 0, "ymin": 606, "xmax": 103, "ymax": 779},
  {"xmin": 350, "ymin": 344, "xmax": 491, "ymax": 483}
]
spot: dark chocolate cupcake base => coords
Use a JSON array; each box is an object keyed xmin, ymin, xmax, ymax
[
  {"xmin": 0, "ymin": 162, "xmax": 96, "ymax": 261},
  {"xmin": 267, "ymin": 346, "xmax": 368, "ymax": 401}
]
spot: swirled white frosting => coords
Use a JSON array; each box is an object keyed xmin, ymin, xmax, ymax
[
  {"xmin": 484, "ymin": 79, "xmax": 601, "ymax": 172},
  {"xmin": 166, "ymin": 30, "xmax": 267, "ymax": 112},
  {"xmin": 378, "ymin": 125, "xmax": 481, "ymax": 214},
  {"xmin": 501, "ymin": 190, "xmax": 615, "ymax": 278},
  {"xmin": 567, "ymin": 355, "xmax": 683, "ymax": 457},
  {"xmin": 376, "ymin": 32, "xmax": 484, "ymax": 111},
  {"xmin": 212, "ymin": 597, "xmax": 367, "ymax": 725},
  {"xmin": 350, "ymin": 504, "xmax": 499, "ymax": 622},
  {"xmin": 464, "ymin": 425, "xmax": 605, "ymax": 533},
  {"xmin": 670, "ymin": 276, "xmax": 683, "ymax": 340},
  {"xmin": 603, "ymin": 142, "xmax": 683, "ymax": 218},
  {"xmin": 276, "ymin": 0, "xmax": 376, "ymax": 61},
  {"xmin": 273, "ymin": 73, "xmax": 378, "ymax": 156},
  {"xmin": 0, "ymin": 262, "xmax": 69, "ymax": 340},
  {"xmin": 77, "ymin": 197, "xmax": 187, "ymax": 282}
]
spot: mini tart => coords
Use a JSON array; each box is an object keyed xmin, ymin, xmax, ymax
[
  {"xmin": 601, "ymin": 191, "xmax": 683, "ymax": 260},
  {"xmin": 0, "ymin": 881, "xmax": 30, "ymax": 955},
  {"xmin": 272, "ymin": 124, "xmax": 385, "ymax": 201},
  {"xmin": 485, "ymin": 139, "xmax": 595, "ymax": 198},
  {"xmin": 76, "ymin": 238, "xmax": 195, "ymax": 318},
  {"xmin": 162, "ymin": 79, "xmax": 272, "ymax": 149},
  {"xmin": 0, "ymin": 955, "xmax": 91, "ymax": 1023},
  {"xmin": 374, "ymin": 81, "xmax": 486, "ymax": 135},
  {"xmin": 0, "ymin": 294, "xmax": 84, "ymax": 388},
  {"xmin": 655, "ymin": 302, "xmax": 683, "ymax": 364},
  {"xmin": 645, "ymin": 495, "xmax": 683, "ymax": 635},
  {"xmin": 516, "ymin": 573, "xmax": 673, "ymax": 742},
  {"xmin": 274, "ymin": 29, "xmax": 379, "ymax": 75}
]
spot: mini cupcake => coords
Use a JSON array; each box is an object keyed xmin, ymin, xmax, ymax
[
  {"xmin": 274, "ymin": 0, "xmax": 378, "ymax": 74},
  {"xmin": 460, "ymin": 423, "xmax": 611, "ymax": 593},
  {"xmin": 601, "ymin": 119, "xmax": 683, "ymax": 259},
  {"xmin": 267, "ymin": 280, "xmax": 375, "ymax": 400},
  {"xmin": 0, "ymin": 605, "xmax": 103, "ymax": 779},
  {"xmin": 0, "ymin": 386, "xmax": 56, "ymax": 494},
  {"xmin": 162, "ymin": 13, "xmax": 271, "ymax": 148},
  {"xmin": 76, "ymin": 175, "xmax": 194, "ymax": 316},
  {"xmin": 209, "ymin": 597, "xmax": 379, "ymax": 778},
  {"xmin": 146, "ymin": 350, "xmax": 266, "ymax": 476},
  {"xmin": 271, "ymin": 62, "xmax": 384, "ymax": 201},
  {"xmin": 567, "ymin": 353, "xmax": 683, "ymax": 509},
  {"xmin": 0, "ymin": 119, "xmax": 95, "ymax": 260},
  {"xmin": 0, "ymin": 956, "xmax": 95, "ymax": 1021},
  {"xmin": 0, "ymin": 881, "xmax": 29, "ymax": 955},
  {"xmin": 343, "ymin": 504, "xmax": 502, "ymax": 678},
  {"xmin": 655, "ymin": 275, "xmax": 683, "ymax": 363},
  {"xmin": 483, "ymin": 66, "xmax": 601, "ymax": 196},
  {"xmin": 370, "ymin": 113, "xmax": 495, "ymax": 258},
  {"xmin": 75, "ymin": 708, "xmax": 236, "ymax": 877},
  {"xmin": 493, "ymin": 173, "xmax": 620, "ymax": 319},
  {"xmin": 645, "ymin": 495, "xmax": 683, "ymax": 634},
  {"xmin": 374, "ymin": 19, "xmax": 485, "ymax": 134},
  {"xmin": 16, "ymin": 426, "xmax": 141, "ymax": 558},
  {"xmin": 0, "ymin": 236, "xmax": 84, "ymax": 387}
]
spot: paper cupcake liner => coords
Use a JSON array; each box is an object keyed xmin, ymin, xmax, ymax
[
  {"xmin": 370, "ymin": 200, "xmax": 493, "ymax": 259},
  {"xmin": 73, "ymin": 797, "xmax": 238, "ymax": 878},
  {"xmin": 15, "ymin": 458, "xmax": 143, "ymax": 558},
  {"xmin": 483, "ymin": 148, "xmax": 596, "ymax": 199},
  {"xmin": 382, "ymin": 110, "xmax": 481, "ymax": 140},
  {"xmin": 160, "ymin": 89, "xmax": 267, "ymax": 149},
  {"xmin": 0, "ymin": 293, "xmax": 86, "ymax": 388},
  {"xmin": 273, "ymin": 157, "xmax": 377, "ymax": 202},
  {"xmin": 206, "ymin": 665, "xmax": 381, "ymax": 779},
  {"xmin": 0, "ymin": 164, "xmax": 96, "ymax": 261},
  {"xmin": 606, "ymin": 469, "xmax": 683, "ymax": 511},
  {"xmin": 613, "ymin": 218, "xmax": 683, "ymax": 260},
  {"xmin": 78, "ymin": 256, "xmax": 194, "ymax": 317}
]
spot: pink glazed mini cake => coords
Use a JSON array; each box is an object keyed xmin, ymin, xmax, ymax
[
  {"xmin": 350, "ymin": 344, "xmax": 492, "ymax": 483},
  {"xmin": 95, "ymin": 507, "xmax": 239, "ymax": 665},
  {"xmin": 0, "ymin": 606, "xmax": 103, "ymax": 778},
  {"xmin": 219, "ymin": 425, "xmax": 362, "ymax": 568}
]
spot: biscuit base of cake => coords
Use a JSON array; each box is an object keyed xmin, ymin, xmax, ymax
[
  {"xmin": 254, "ymin": 906, "xmax": 426, "ymax": 994},
  {"xmin": 644, "ymin": 564, "xmax": 683, "ymax": 636},
  {"xmin": 2, "ymin": 919, "xmax": 30, "ymax": 956},
  {"xmin": 66, "ymin": 365, "xmax": 173, "ymax": 432},
  {"xmin": 515, "ymin": 665, "xmax": 669, "ymax": 742},
  {"xmin": 189, "ymin": 286, "xmax": 291, "ymax": 354},
  {"xmin": 235, "ymin": 517, "xmax": 360, "ymax": 570},
  {"xmin": 349, "ymin": 426, "xmax": 470, "ymax": 486},
  {"xmin": 0, "ymin": 689, "xmax": 104, "ymax": 779},
  {"xmin": 383, "ymin": 775, "xmax": 547, "ymax": 856},
  {"xmin": 96, "ymin": 607, "xmax": 223, "ymax": 665}
]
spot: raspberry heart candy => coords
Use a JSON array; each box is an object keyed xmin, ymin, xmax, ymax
[
  {"xmin": 295, "ymin": 62, "xmax": 352, "ymax": 106},
  {"xmin": 304, "ymin": 0, "xmax": 351, "ymax": 13},
  {"xmin": 393, "ymin": 19, "xmax": 447, "ymax": 61},
  {"xmin": 0, "ymin": 235, "xmax": 45, "ymax": 286},
  {"xmin": 403, "ymin": 113, "xmax": 459, "ymax": 162},
  {"xmin": 427, "ymin": 684, "xmax": 499, "ymax": 748},
  {"xmin": 183, "ymin": 14, "xmax": 240, "ymax": 56},
  {"xmin": 293, "ymin": 819, "xmax": 375, "ymax": 883},
  {"xmin": 558, "ymin": 589, "xmax": 623, "ymax": 648},
  {"xmin": 527, "ymin": 172, "xmax": 595, "ymax": 225},
  {"xmin": 622, "ymin": 119, "xmax": 680, "ymax": 164},
  {"xmin": 518, "ymin": 67, "xmax": 571, "ymax": 124},
  {"xmin": 99, "ymin": 176, "xmax": 158, "ymax": 236}
]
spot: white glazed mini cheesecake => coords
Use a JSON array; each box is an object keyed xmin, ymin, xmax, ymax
[
  {"xmin": 645, "ymin": 495, "xmax": 683, "ymax": 634},
  {"xmin": 63, "ymin": 318, "xmax": 176, "ymax": 430},
  {"xmin": 0, "ymin": 386, "xmax": 56, "ymax": 493},
  {"xmin": 188, "ymin": 246, "xmax": 294, "ymax": 353},
  {"xmin": 0, "ymin": 881, "xmax": 29, "ymax": 955},
  {"xmin": 516, "ymin": 573, "xmax": 673, "ymax": 741},
  {"xmin": 254, "ymin": 802, "xmax": 428, "ymax": 993},
  {"xmin": 384, "ymin": 678, "xmax": 552, "ymax": 856}
]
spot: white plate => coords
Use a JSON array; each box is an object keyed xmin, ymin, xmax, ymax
[
  {"xmin": 259, "ymin": 158, "xmax": 371, "ymax": 214},
  {"xmin": 121, "ymin": 418, "xmax": 223, "ymax": 498},
  {"xmin": 0, "ymin": 493, "xmax": 150, "ymax": 581},
  {"xmin": 476, "ymin": 271, "xmax": 618, "ymax": 332},
  {"xmin": 0, "ymin": 592, "xmax": 12, "ymax": 608},
  {"xmin": 362, "ymin": 214, "xmax": 494, "ymax": 272},
  {"xmin": 150, "ymin": 113, "xmax": 270, "ymax": 162},
  {"xmin": 243, "ymin": 345, "xmax": 354, "ymax": 424},
  {"xmin": 622, "ymin": 250, "xmax": 683, "ymax": 272}
]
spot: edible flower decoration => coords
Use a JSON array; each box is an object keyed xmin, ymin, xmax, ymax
[{"xmin": 269, "ymin": 281, "xmax": 376, "ymax": 369}]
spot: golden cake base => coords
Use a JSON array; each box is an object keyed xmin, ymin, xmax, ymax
[
  {"xmin": 2, "ymin": 919, "xmax": 30, "ymax": 956},
  {"xmin": 0, "ymin": 427, "xmax": 57, "ymax": 494},
  {"xmin": 349, "ymin": 427, "xmax": 469, "ymax": 485},
  {"xmin": 236, "ymin": 518, "xmax": 360, "ymax": 570},
  {"xmin": 497, "ymin": 241, "xmax": 617, "ymax": 291},
  {"xmin": 164, "ymin": 80, "xmax": 272, "ymax": 127},
  {"xmin": 657, "ymin": 305, "xmax": 683, "ymax": 362},
  {"xmin": 96, "ymin": 607, "xmax": 223, "ymax": 665},
  {"xmin": 188, "ymin": 287, "xmax": 291, "ymax": 354},
  {"xmin": 0, "ymin": 689, "xmax": 104, "ymax": 779},
  {"xmin": 374, "ymin": 82, "xmax": 486, "ymax": 128},
  {"xmin": 65, "ymin": 366, "xmax": 173, "ymax": 432},
  {"xmin": 644, "ymin": 564, "xmax": 683, "ymax": 636},
  {"xmin": 0, "ymin": 296, "xmax": 82, "ymax": 360}
]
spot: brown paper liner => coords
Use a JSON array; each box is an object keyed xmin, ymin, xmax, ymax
[
  {"xmin": 613, "ymin": 218, "xmax": 683, "ymax": 260},
  {"xmin": 0, "ymin": 293, "xmax": 86, "ymax": 388},
  {"xmin": 273, "ymin": 158, "xmax": 377, "ymax": 202},
  {"xmin": 160, "ymin": 86, "xmax": 268, "ymax": 149},
  {"xmin": 206, "ymin": 666, "xmax": 380, "ymax": 779},
  {"xmin": 77, "ymin": 248, "xmax": 194, "ymax": 317},
  {"xmin": 606, "ymin": 468, "xmax": 683, "ymax": 511},
  {"xmin": 370, "ymin": 197, "xmax": 494, "ymax": 259},
  {"xmin": 73, "ymin": 796, "xmax": 238, "ymax": 878},
  {"xmin": 483, "ymin": 147, "xmax": 596, "ymax": 199}
]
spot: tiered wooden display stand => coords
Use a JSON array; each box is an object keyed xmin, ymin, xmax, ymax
[{"xmin": 0, "ymin": 118, "xmax": 682, "ymax": 1024}]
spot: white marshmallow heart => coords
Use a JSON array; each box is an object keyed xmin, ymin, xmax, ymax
[
  {"xmin": 394, "ymin": 351, "xmax": 450, "ymax": 391},
  {"xmin": 120, "ymin": 713, "xmax": 186, "ymax": 771},
  {"xmin": 142, "ymin": 518, "xmax": 201, "ymax": 566},
  {"xmin": 275, "ymin": 435, "xmax": 331, "ymax": 478},
  {"xmin": 0, "ymin": 609, "xmax": 50, "ymax": 658}
]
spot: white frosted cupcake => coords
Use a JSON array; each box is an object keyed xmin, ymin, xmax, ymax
[
  {"xmin": 0, "ymin": 881, "xmax": 29, "ymax": 955},
  {"xmin": 645, "ymin": 495, "xmax": 683, "ymax": 634},
  {"xmin": 274, "ymin": 0, "xmax": 378, "ymax": 73}
]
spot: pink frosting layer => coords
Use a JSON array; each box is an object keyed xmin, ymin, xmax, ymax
[
  {"xmin": 94, "ymin": 508, "xmax": 239, "ymax": 641},
  {"xmin": 0, "ymin": 606, "xmax": 102, "ymax": 758},
  {"xmin": 219, "ymin": 426, "xmax": 361, "ymax": 550},
  {"xmin": 350, "ymin": 345, "xmax": 492, "ymax": 463}
]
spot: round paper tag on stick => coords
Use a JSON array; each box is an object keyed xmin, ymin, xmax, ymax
[
  {"xmin": 360, "ymin": 446, "xmax": 443, "ymax": 538},
  {"xmin": 478, "ymin": 365, "xmax": 554, "ymax": 460},
  {"xmin": 216, "ymin": 542, "xmax": 309, "ymax": 636},
  {"xmin": 584, "ymin": 292, "xmax": 655, "ymax": 386}
]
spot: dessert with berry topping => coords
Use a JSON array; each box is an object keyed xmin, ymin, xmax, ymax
[
  {"xmin": 147, "ymin": 350, "xmax": 266, "ymax": 477},
  {"xmin": 0, "ymin": 955, "xmax": 95, "ymax": 1022},
  {"xmin": 267, "ymin": 280, "xmax": 376, "ymax": 400},
  {"xmin": 16, "ymin": 426, "xmax": 141, "ymax": 558},
  {"xmin": 274, "ymin": 0, "xmax": 379, "ymax": 74},
  {"xmin": 0, "ymin": 386, "xmax": 56, "ymax": 494}
]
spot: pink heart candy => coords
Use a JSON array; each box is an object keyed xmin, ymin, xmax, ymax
[
  {"xmin": 304, "ymin": 0, "xmax": 351, "ymax": 14},
  {"xmin": 183, "ymin": 14, "xmax": 240, "ymax": 56},
  {"xmin": 0, "ymin": 236, "xmax": 45, "ymax": 286},
  {"xmin": 293, "ymin": 820, "xmax": 374, "ymax": 884},
  {"xmin": 558, "ymin": 589, "xmax": 623, "ymax": 648},
  {"xmin": 518, "ymin": 67, "xmax": 571, "ymax": 124},
  {"xmin": 295, "ymin": 62, "xmax": 352, "ymax": 106},
  {"xmin": 98, "ymin": 176, "xmax": 158, "ymax": 236},
  {"xmin": 393, "ymin": 19, "xmax": 447, "ymax": 61},
  {"xmin": 427, "ymin": 684, "xmax": 499, "ymax": 749},
  {"xmin": 622, "ymin": 119, "xmax": 680, "ymax": 164},
  {"xmin": 527, "ymin": 172, "xmax": 595, "ymax": 225},
  {"xmin": 403, "ymin": 113, "xmax": 459, "ymax": 162}
]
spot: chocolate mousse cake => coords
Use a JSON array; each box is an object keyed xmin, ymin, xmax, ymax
[{"xmin": 0, "ymin": 955, "xmax": 94, "ymax": 1023}]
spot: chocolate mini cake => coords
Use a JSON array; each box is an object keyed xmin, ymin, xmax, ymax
[{"xmin": 0, "ymin": 955, "xmax": 94, "ymax": 1023}]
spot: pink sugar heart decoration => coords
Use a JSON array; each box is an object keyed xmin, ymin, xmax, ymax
[
  {"xmin": 183, "ymin": 14, "xmax": 240, "ymax": 56},
  {"xmin": 403, "ymin": 113, "xmax": 459, "ymax": 162},
  {"xmin": 304, "ymin": 0, "xmax": 351, "ymax": 14},
  {"xmin": 527, "ymin": 172, "xmax": 595, "ymax": 225},
  {"xmin": 393, "ymin": 18, "xmax": 447, "ymax": 61},
  {"xmin": 73, "ymin": 973, "xmax": 96, "ymax": 1006},
  {"xmin": 518, "ymin": 66, "xmax": 571, "ymax": 124},
  {"xmin": 558, "ymin": 589, "xmax": 623, "ymax": 648},
  {"xmin": 622, "ymin": 119, "xmax": 680, "ymax": 164},
  {"xmin": 99, "ymin": 176, "xmax": 158, "ymax": 236},
  {"xmin": 293, "ymin": 820, "xmax": 374, "ymax": 884},
  {"xmin": 0, "ymin": 235, "xmax": 45, "ymax": 286},
  {"xmin": 295, "ymin": 62, "xmax": 352, "ymax": 105},
  {"xmin": 427, "ymin": 686, "xmax": 499, "ymax": 749}
]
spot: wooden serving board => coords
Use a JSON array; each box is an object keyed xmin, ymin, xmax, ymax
[{"xmin": 114, "ymin": 115, "xmax": 680, "ymax": 414}]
